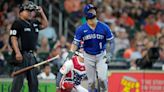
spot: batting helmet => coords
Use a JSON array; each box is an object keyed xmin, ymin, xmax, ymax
[
  {"xmin": 19, "ymin": 1, "xmax": 38, "ymax": 12},
  {"xmin": 83, "ymin": 4, "xmax": 97, "ymax": 19}
]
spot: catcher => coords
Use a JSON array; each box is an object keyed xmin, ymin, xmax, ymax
[{"xmin": 56, "ymin": 50, "xmax": 88, "ymax": 92}]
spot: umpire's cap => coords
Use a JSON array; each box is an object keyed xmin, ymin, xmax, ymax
[
  {"xmin": 19, "ymin": 1, "xmax": 38, "ymax": 12},
  {"xmin": 83, "ymin": 4, "xmax": 97, "ymax": 19}
]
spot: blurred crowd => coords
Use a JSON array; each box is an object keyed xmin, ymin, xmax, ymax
[
  {"xmin": 64, "ymin": 0, "xmax": 164, "ymax": 70},
  {"xmin": 0, "ymin": 0, "xmax": 164, "ymax": 77}
]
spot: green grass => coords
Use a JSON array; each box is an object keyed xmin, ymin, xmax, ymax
[{"xmin": 0, "ymin": 79, "xmax": 56, "ymax": 92}]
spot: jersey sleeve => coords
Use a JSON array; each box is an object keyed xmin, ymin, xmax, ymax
[
  {"xmin": 33, "ymin": 19, "xmax": 42, "ymax": 30},
  {"xmin": 10, "ymin": 21, "xmax": 21, "ymax": 38},
  {"xmin": 73, "ymin": 26, "xmax": 83, "ymax": 43},
  {"xmin": 104, "ymin": 24, "xmax": 114, "ymax": 40},
  {"xmin": 60, "ymin": 60, "xmax": 73, "ymax": 75}
]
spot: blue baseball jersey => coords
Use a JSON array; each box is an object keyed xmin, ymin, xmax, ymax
[{"xmin": 74, "ymin": 21, "xmax": 114, "ymax": 55}]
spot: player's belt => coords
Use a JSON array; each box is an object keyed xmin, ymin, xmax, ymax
[
  {"xmin": 85, "ymin": 50, "xmax": 104, "ymax": 55},
  {"xmin": 21, "ymin": 50, "xmax": 36, "ymax": 55}
]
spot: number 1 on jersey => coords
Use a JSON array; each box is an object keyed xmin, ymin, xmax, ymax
[{"xmin": 99, "ymin": 42, "xmax": 102, "ymax": 49}]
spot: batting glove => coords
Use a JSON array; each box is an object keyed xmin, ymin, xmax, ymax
[
  {"xmin": 103, "ymin": 53, "xmax": 112, "ymax": 64},
  {"xmin": 65, "ymin": 51, "xmax": 74, "ymax": 61}
]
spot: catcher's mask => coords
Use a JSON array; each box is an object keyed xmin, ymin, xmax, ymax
[{"xmin": 19, "ymin": 1, "xmax": 39, "ymax": 12}]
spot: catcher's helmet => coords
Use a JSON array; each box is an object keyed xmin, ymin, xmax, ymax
[
  {"xmin": 19, "ymin": 1, "xmax": 38, "ymax": 12},
  {"xmin": 61, "ymin": 81, "xmax": 74, "ymax": 90},
  {"xmin": 83, "ymin": 4, "xmax": 97, "ymax": 19}
]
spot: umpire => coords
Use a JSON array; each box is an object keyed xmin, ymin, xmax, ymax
[{"xmin": 9, "ymin": 1, "xmax": 48, "ymax": 92}]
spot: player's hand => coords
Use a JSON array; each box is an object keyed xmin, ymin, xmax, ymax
[
  {"xmin": 65, "ymin": 51, "xmax": 74, "ymax": 62},
  {"xmin": 15, "ymin": 52, "xmax": 23, "ymax": 61},
  {"xmin": 104, "ymin": 56, "xmax": 111, "ymax": 64},
  {"xmin": 37, "ymin": 6, "xmax": 44, "ymax": 13},
  {"xmin": 103, "ymin": 53, "xmax": 112, "ymax": 64}
]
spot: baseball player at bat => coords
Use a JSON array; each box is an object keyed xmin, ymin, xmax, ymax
[
  {"xmin": 66, "ymin": 4, "xmax": 115, "ymax": 92},
  {"xmin": 56, "ymin": 50, "xmax": 88, "ymax": 92}
]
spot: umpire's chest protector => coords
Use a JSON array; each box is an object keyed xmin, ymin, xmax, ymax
[{"xmin": 18, "ymin": 19, "xmax": 40, "ymax": 50}]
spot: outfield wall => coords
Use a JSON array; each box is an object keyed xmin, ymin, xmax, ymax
[
  {"xmin": 0, "ymin": 70, "xmax": 164, "ymax": 92},
  {"xmin": 108, "ymin": 70, "xmax": 164, "ymax": 92}
]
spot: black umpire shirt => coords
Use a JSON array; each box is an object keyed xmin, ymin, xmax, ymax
[{"xmin": 9, "ymin": 18, "xmax": 41, "ymax": 52}]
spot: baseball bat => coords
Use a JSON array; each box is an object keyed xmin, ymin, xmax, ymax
[{"xmin": 11, "ymin": 55, "xmax": 59, "ymax": 77}]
